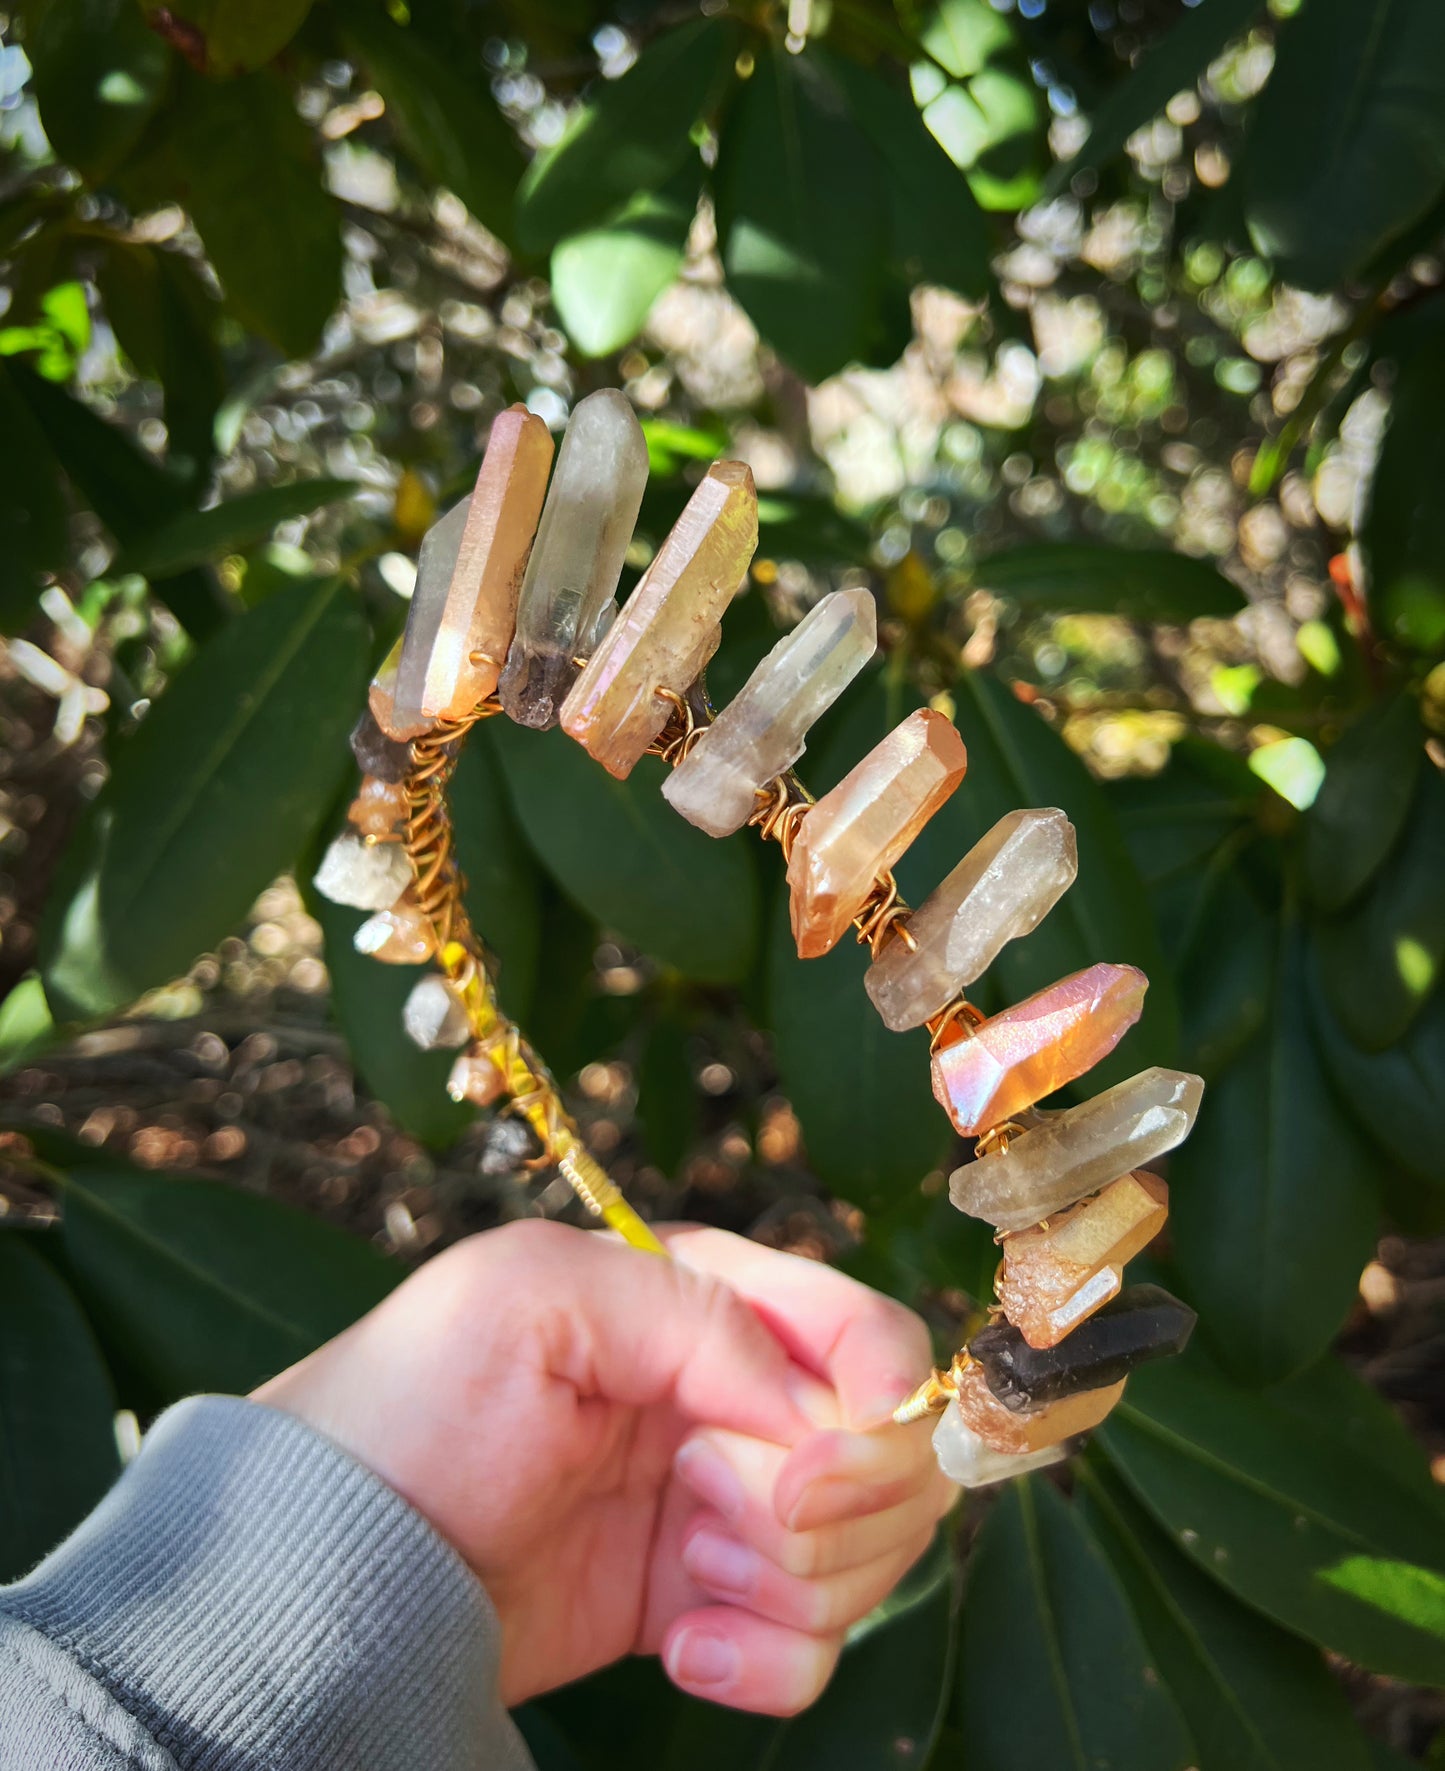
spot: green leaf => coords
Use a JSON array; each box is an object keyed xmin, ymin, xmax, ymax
[
  {"xmin": 0, "ymin": 360, "xmax": 69, "ymax": 631},
  {"xmin": 8, "ymin": 360, "xmax": 229, "ymax": 638},
  {"xmin": 1313, "ymin": 763, "xmax": 1445, "ymax": 1050},
  {"xmin": 1171, "ymin": 919, "xmax": 1381, "ymax": 1383},
  {"xmin": 0, "ymin": 1232, "xmax": 120, "ymax": 1582},
  {"xmin": 451, "ymin": 728, "xmax": 544, "ymax": 1019},
  {"xmin": 115, "ymin": 478, "xmax": 354, "ymax": 578},
  {"xmin": 1108, "ymin": 738, "xmax": 1264, "ymax": 889},
  {"xmin": 975, "ymin": 544, "xmax": 1245, "ymax": 622},
  {"xmin": 39, "ymin": 575, "xmax": 368, "ymax": 1020},
  {"xmin": 95, "ymin": 240, "xmax": 225, "ymax": 485},
  {"xmin": 960, "ymin": 1476, "xmax": 1194, "ymax": 1771},
  {"xmin": 138, "ymin": 0, "xmax": 312, "ymax": 76},
  {"xmin": 551, "ymin": 163, "xmax": 700, "ymax": 359},
  {"xmin": 1052, "ymin": 0, "xmax": 1263, "ymax": 190},
  {"xmin": 51, "ymin": 1158, "xmax": 396, "ymax": 1408},
  {"xmin": 0, "ymin": 974, "xmax": 62, "ymax": 1073},
  {"xmin": 1363, "ymin": 333, "xmax": 1445, "ymax": 652},
  {"xmin": 1098, "ymin": 1351, "xmax": 1445, "ymax": 1685},
  {"xmin": 935, "ymin": 668, "xmax": 1179, "ymax": 1086},
  {"xmin": 1164, "ymin": 860, "xmax": 1274, "ymax": 1078},
  {"xmin": 1311, "ymin": 967, "xmax": 1445, "ymax": 1202},
  {"xmin": 23, "ymin": 0, "xmax": 170, "ymax": 181},
  {"xmin": 341, "ymin": 8, "xmax": 524, "ymax": 248},
  {"xmin": 490, "ymin": 721, "xmax": 757, "ymax": 985},
  {"xmin": 1076, "ymin": 1457, "xmax": 1374, "ymax": 1771},
  {"xmin": 161, "ymin": 68, "xmax": 343, "ymax": 358},
  {"xmin": 516, "ymin": 17, "xmax": 737, "ymax": 254},
  {"xmin": 1241, "ymin": 0, "xmax": 1445, "ymax": 291},
  {"xmin": 912, "ymin": 0, "xmax": 1047, "ymax": 212},
  {"xmin": 636, "ymin": 1009, "xmax": 699, "ymax": 1179},
  {"xmin": 715, "ymin": 46, "xmax": 889, "ymax": 384},
  {"xmin": 825, "ymin": 53, "xmax": 992, "ymax": 301},
  {"xmin": 1304, "ymin": 694, "xmax": 1424, "ymax": 913}
]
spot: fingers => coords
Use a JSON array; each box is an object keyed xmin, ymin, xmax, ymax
[
  {"xmin": 658, "ymin": 1225, "xmax": 933, "ymax": 1428},
  {"xmin": 663, "ymin": 1608, "xmax": 842, "ymax": 1715},
  {"xmin": 681, "ymin": 1515, "xmax": 937, "ymax": 1633}
]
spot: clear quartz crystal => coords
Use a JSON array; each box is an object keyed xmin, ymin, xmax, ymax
[
  {"xmin": 369, "ymin": 638, "xmax": 431, "ymax": 742},
  {"xmin": 866, "ymin": 808, "xmax": 1077, "ymax": 1031},
  {"xmin": 787, "ymin": 708, "xmax": 968, "ymax": 958},
  {"xmin": 560, "ymin": 461, "xmax": 758, "ymax": 776},
  {"xmin": 390, "ymin": 497, "xmax": 471, "ymax": 730},
  {"xmin": 499, "ymin": 389, "xmax": 648, "ymax": 730},
  {"xmin": 949, "ymin": 1067, "xmax": 1203, "ymax": 1232},
  {"xmin": 313, "ymin": 833, "xmax": 413, "ymax": 912},
  {"xmin": 402, "ymin": 975, "xmax": 471, "ymax": 1050},
  {"xmin": 663, "ymin": 588, "xmax": 877, "ymax": 836},
  {"xmin": 931, "ymin": 1400, "xmax": 1067, "ymax": 1489},
  {"xmin": 347, "ymin": 776, "xmax": 409, "ymax": 839}
]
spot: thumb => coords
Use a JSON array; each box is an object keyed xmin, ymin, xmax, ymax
[{"xmin": 523, "ymin": 1222, "xmax": 818, "ymax": 1447}]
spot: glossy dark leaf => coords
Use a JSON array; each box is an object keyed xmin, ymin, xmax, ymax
[
  {"xmin": 23, "ymin": 0, "xmax": 170, "ymax": 182},
  {"xmin": 976, "ymin": 544, "xmax": 1245, "ymax": 622},
  {"xmin": 1076, "ymin": 1457, "xmax": 1374, "ymax": 1771},
  {"xmin": 162, "ymin": 68, "xmax": 343, "ymax": 359},
  {"xmin": 1098, "ymin": 1351, "xmax": 1445, "ymax": 1684},
  {"xmin": 1241, "ymin": 0, "xmax": 1445, "ymax": 292},
  {"xmin": 115, "ymin": 478, "xmax": 354, "ymax": 578},
  {"xmin": 342, "ymin": 8, "xmax": 524, "ymax": 248},
  {"xmin": 1162, "ymin": 861, "xmax": 1274, "ymax": 1077},
  {"xmin": 0, "ymin": 974, "xmax": 62, "ymax": 1073},
  {"xmin": 139, "ymin": 0, "xmax": 312, "ymax": 74},
  {"xmin": 9, "ymin": 360, "xmax": 229, "ymax": 638},
  {"xmin": 1171, "ymin": 919, "xmax": 1382, "ymax": 1383},
  {"xmin": 636, "ymin": 1009, "xmax": 699, "ymax": 1179},
  {"xmin": 1362, "ymin": 332, "xmax": 1445, "ymax": 653},
  {"xmin": 716, "ymin": 46, "xmax": 889, "ymax": 384},
  {"xmin": 1107, "ymin": 738, "xmax": 1263, "ymax": 889},
  {"xmin": 491, "ymin": 721, "xmax": 758, "ymax": 986},
  {"xmin": 0, "ymin": 1232, "xmax": 120, "ymax": 1582},
  {"xmin": 826, "ymin": 52, "xmax": 992, "ymax": 301},
  {"xmin": 39, "ymin": 576, "xmax": 368, "ymax": 1020},
  {"xmin": 1305, "ymin": 694, "xmax": 1424, "ymax": 912},
  {"xmin": 960, "ymin": 1476, "xmax": 1194, "ymax": 1771},
  {"xmin": 451, "ymin": 728, "xmax": 543, "ymax": 1018},
  {"xmin": 516, "ymin": 17, "xmax": 737, "ymax": 254},
  {"xmin": 765, "ymin": 671, "xmax": 950, "ymax": 1208},
  {"xmin": 1313, "ymin": 763, "xmax": 1445, "ymax": 1050},
  {"xmin": 551, "ymin": 163, "xmax": 701, "ymax": 359},
  {"xmin": 1053, "ymin": 0, "xmax": 1263, "ymax": 190},
  {"xmin": 928, "ymin": 668, "xmax": 1179, "ymax": 1086},
  {"xmin": 0, "ymin": 360, "xmax": 68, "ymax": 631},
  {"xmin": 52, "ymin": 1158, "xmax": 396, "ymax": 1409}
]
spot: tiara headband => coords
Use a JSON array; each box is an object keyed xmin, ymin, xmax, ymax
[{"xmin": 314, "ymin": 389, "xmax": 1203, "ymax": 1489}]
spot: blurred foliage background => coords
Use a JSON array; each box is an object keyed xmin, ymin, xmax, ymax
[{"xmin": 1, "ymin": 0, "xmax": 1445, "ymax": 1762}]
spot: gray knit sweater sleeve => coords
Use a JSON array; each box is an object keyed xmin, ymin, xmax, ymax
[{"xmin": 0, "ymin": 1396, "xmax": 536, "ymax": 1771}]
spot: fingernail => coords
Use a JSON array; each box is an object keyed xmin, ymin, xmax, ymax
[
  {"xmin": 852, "ymin": 1383, "xmax": 921, "ymax": 1431},
  {"xmin": 786, "ymin": 1365, "xmax": 839, "ymax": 1428},
  {"xmin": 785, "ymin": 1475, "xmax": 875, "ymax": 1532},
  {"xmin": 675, "ymin": 1438, "xmax": 745, "ymax": 1524},
  {"xmin": 669, "ymin": 1626, "xmax": 741, "ymax": 1693},
  {"xmin": 683, "ymin": 1526, "xmax": 759, "ymax": 1600}
]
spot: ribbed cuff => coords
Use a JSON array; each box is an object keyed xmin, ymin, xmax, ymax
[{"xmin": 1, "ymin": 1396, "xmax": 533, "ymax": 1771}]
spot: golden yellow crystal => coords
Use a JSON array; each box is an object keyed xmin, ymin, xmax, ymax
[{"xmin": 997, "ymin": 1171, "xmax": 1168, "ymax": 1349}]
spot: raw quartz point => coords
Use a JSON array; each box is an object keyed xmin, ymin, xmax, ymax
[
  {"xmin": 369, "ymin": 638, "xmax": 431, "ymax": 743},
  {"xmin": 354, "ymin": 899, "xmax": 435, "ymax": 965},
  {"xmin": 313, "ymin": 832, "xmax": 413, "ymax": 912},
  {"xmin": 955, "ymin": 1360, "xmax": 1125, "ymax": 1455},
  {"xmin": 866, "ymin": 807, "xmax": 1078, "ymax": 1031},
  {"xmin": 950, "ymin": 1066, "xmax": 1203, "ymax": 1233},
  {"xmin": 931, "ymin": 1400, "xmax": 1066, "ymax": 1489},
  {"xmin": 499, "ymin": 388, "xmax": 649, "ymax": 730},
  {"xmin": 393, "ymin": 405, "xmax": 554, "ymax": 727},
  {"xmin": 972, "ymin": 1284, "xmax": 1196, "ymax": 1413},
  {"xmin": 930, "ymin": 962, "xmax": 1148, "ymax": 1136},
  {"xmin": 448, "ymin": 1046, "xmax": 507, "ymax": 1107},
  {"xmin": 350, "ymin": 709, "xmax": 411, "ymax": 784},
  {"xmin": 560, "ymin": 461, "xmax": 759, "ymax": 778},
  {"xmin": 787, "ymin": 708, "xmax": 968, "ymax": 959},
  {"xmin": 402, "ymin": 975, "xmax": 471, "ymax": 1051},
  {"xmin": 997, "ymin": 1171, "xmax": 1169, "ymax": 1349},
  {"xmin": 662, "ymin": 588, "xmax": 877, "ymax": 836},
  {"xmin": 347, "ymin": 776, "xmax": 409, "ymax": 839}
]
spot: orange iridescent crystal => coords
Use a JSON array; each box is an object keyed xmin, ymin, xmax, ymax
[
  {"xmin": 560, "ymin": 461, "xmax": 758, "ymax": 778},
  {"xmin": 396, "ymin": 405, "xmax": 555, "ymax": 724},
  {"xmin": 954, "ymin": 1360, "xmax": 1125, "ymax": 1455},
  {"xmin": 996, "ymin": 1170, "xmax": 1168, "ymax": 1348},
  {"xmin": 931, "ymin": 962, "xmax": 1147, "ymax": 1135},
  {"xmin": 787, "ymin": 708, "xmax": 967, "ymax": 959},
  {"xmin": 347, "ymin": 776, "xmax": 409, "ymax": 838}
]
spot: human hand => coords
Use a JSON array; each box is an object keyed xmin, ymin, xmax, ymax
[{"xmin": 253, "ymin": 1219, "xmax": 954, "ymax": 1714}]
